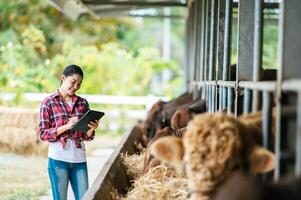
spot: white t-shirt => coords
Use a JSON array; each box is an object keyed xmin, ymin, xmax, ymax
[
  {"xmin": 48, "ymin": 99, "xmax": 86, "ymax": 163},
  {"xmin": 48, "ymin": 139, "xmax": 86, "ymax": 163}
]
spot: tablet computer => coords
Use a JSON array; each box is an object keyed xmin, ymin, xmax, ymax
[{"xmin": 70, "ymin": 110, "xmax": 105, "ymax": 132}]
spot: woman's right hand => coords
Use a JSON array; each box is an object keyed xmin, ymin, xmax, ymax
[{"xmin": 66, "ymin": 116, "xmax": 79, "ymax": 130}]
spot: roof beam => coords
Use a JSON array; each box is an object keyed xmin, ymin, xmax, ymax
[{"xmin": 82, "ymin": 0, "xmax": 187, "ymax": 7}]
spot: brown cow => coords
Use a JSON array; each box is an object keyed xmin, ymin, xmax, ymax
[
  {"xmin": 142, "ymin": 92, "xmax": 193, "ymax": 144},
  {"xmin": 238, "ymin": 108, "xmax": 276, "ymax": 146},
  {"xmin": 142, "ymin": 126, "xmax": 186, "ymax": 174},
  {"xmin": 170, "ymin": 98, "xmax": 207, "ymax": 129},
  {"xmin": 149, "ymin": 112, "xmax": 275, "ymax": 200},
  {"xmin": 212, "ymin": 170, "xmax": 301, "ymax": 200}
]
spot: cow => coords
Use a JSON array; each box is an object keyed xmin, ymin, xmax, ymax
[
  {"xmin": 142, "ymin": 92, "xmax": 193, "ymax": 145},
  {"xmin": 142, "ymin": 126, "xmax": 186, "ymax": 174},
  {"xmin": 238, "ymin": 108, "xmax": 276, "ymax": 146},
  {"xmin": 212, "ymin": 170, "xmax": 301, "ymax": 200},
  {"xmin": 149, "ymin": 112, "xmax": 275, "ymax": 200},
  {"xmin": 171, "ymin": 98, "xmax": 207, "ymax": 129}
]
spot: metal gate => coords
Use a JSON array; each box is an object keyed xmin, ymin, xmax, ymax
[{"xmin": 185, "ymin": 0, "xmax": 301, "ymax": 181}]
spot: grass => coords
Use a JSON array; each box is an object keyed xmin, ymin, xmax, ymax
[
  {"xmin": 0, "ymin": 153, "xmax": 49, "ymax": 200},
  {"xmin": 0, "ymin": 135, "xmax": 122, "ymax": 200}
]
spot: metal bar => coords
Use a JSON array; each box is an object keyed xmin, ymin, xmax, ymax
[
  {"xmin": 188, "ymin": 5, "xmax": 194, "ymax": 83},
  {"xmin": 274, "ymin": 0, "xmax": 284, "ymax": 181},
  {"xmin": 204, "ymin": 0, "xmax": 211, "ymax": 82},
  {"xmin": 184, "ymin": 11, "xmax": 190, "ymax": 91},
  {"xmin": 208, "ymin": 85, "xmax": 212, "ymax": 113},
  {"xmin": 295, "ymin": 92, "xmax": 301, "ymax": 176},
  {"xmin": 217, "ymin": 0, "xmax": 225, "ymax": 80},
  {"xmin": 83, "ymin": 0, "xmax": 279, "ymax": 9},
  {"xmin": 239, "ymin": 81, "xmax": 276, "ymax": 91},
  {"xmin": 280, "ymin": 0, "xmax": 301, "ymax": 80},
  {"xmin": 195, "ymin": 0, "xmax": 202, "ymax": 81},
  {"xmin": 219, "ymin": 86, "xmax": 223, "ymax": 111},
  {"xmin": 282, "ymin": 80, "xmax": 301, "ymax": 92},
  {"xmin": 237, "ymin": 0, "xmax": 255, "ymax": 81},
  {"xmin": 83, "ymin": 0, "xmax": 188, "ymax": 7},
  {"xmin": 206, "ymin": 84, "xmax": 210, "ymax": 112},
  {"xmin": 243, "ymin": 88, "xmax": 252, "ymax": 115},
  {"xmin": 232, "ymin": 2, "xmax": 279, "ymax": 9},
  {"xmin": 227, "ymin": 87, "xmax": 234, "ymax": 114},
  {"xmin": 191, "ymin": 80, "xmax": 236, "ymax": 88},
  {"xmin": 191, "ymin": 80, "xmax": 282, "ymax": 91},
  {"xmin": 234, "ymin": 86, "xmax": 239, "ymax": 116},
  {"xmin": 212, "ymin": 85, "xmax": 216, "ymax": 112},
  {"xmin": 262, "ymin": 91, "xmax": 272, "ymax": 150},
  {"xmin": 199, "ymin": 0, "xmax": 206, "ymax": 81},
  {"xmin": 222, "ymin": 86, "xmax": 227, "ymax": 110},
  {"xmin": 208, "ymin": 0, "xmax": 218, "ymax": 81},
  {"xmin": 222, "ymin": 0, "xmax": 232, "ymax": 82},
  {"xmin": 252, "ymin": 0, "xmax": 264, "ymax": 112},
  {"xmin": 194, "ymin": 0, "xmax": 203, "ymax": 81},
  {"xmin": 127, "ymin": 14, "xmax": 184, "ymax": 19}
]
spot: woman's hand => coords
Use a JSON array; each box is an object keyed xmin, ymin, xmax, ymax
[
  {"xmin": 86, "ymin": 120, "xmax": 99, "ymax": 137},
  {"xmin": 66, "ymin": 116, "xmax": 79, "ymax": 130},
  {"xmin": 57, "ymin": 116, "xmax": 79, "ymax": 136}
]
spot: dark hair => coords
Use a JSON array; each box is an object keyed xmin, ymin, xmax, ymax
[{"xmin": 62, "ymin": 64, "xmax": 84, "ymax": 78}]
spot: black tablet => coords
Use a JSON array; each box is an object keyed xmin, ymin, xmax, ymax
[{"xmin": 70, "ymin": 110, "xmax": 105, "ymax": 132}]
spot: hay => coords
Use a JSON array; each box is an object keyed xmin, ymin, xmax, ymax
[
  {"xmin": 120, "ymin": 150, "xmax": 145, "ymax": 179},
  {"xmin": 0, "ymin": 107, "xmax": 48, "ymax": 156},
  {"xmin": 120, "ymin": 165, "xmax": 188, "ymax": 200}
]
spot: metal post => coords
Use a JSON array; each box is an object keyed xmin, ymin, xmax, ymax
[
  {"xmin": 204, "ymin": 0, "xmax": 210, "ymax": 82},
  {"xmin": 227, "ymin": 87, "xmax": 233, "ymax": 114},
  {"xmin": 208, "ymin": 0, "xmax": 218, "ymax": 81},
  {"xmin": 295, "ymin": 92, "xmax": 301, "ymax": 176},
  {"xmin": 219, "ymin": 86, "xmax": 223, "ymax": 111},
  {"xmin": 212, "ymin": 85, "xmax": 216, "ymax": 112},
  {"xmin": 222, "ymin": 0, "xmax": 232, "ymax": 82},
  {"xmin": 262, "ymin": 91, "xmax": 272, "ymax": 151},
  {"xmin": 222, "ymin": 86, "xmax": 227, "ymax": 110},
  {"xmin": 243, "ymin": 88, "xmax": 252, "ymax": 115},
  {"xmin": 252, "ymin": 0, "xmax": 264, "ymax": 112}
]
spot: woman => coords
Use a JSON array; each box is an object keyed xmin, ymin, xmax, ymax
[{"xmin": 39, "ymin": 64, "xmax": 99, "ymax": 200}]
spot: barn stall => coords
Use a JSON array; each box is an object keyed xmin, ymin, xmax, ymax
[{"xmin": 49, "ymin": 0, "xmax": 301, "ymax": 199}]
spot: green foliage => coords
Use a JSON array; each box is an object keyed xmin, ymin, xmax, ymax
[
  {"xmin": 231, "ymin": 15, "xmax": 278, "ymax": 69},
  {"xmin": 263, "ymin": 22, "xmax": 278, "ymax": 69},
  {"xmin": 0, "ymin": 0, "xmax": 185, "ymax": 99}
]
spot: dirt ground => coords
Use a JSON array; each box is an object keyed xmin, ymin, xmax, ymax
[{"xmin": 0, "ymin": 135, "xmax": 121, "ymax": 200}]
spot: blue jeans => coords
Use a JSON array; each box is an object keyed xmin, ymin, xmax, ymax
[{"xmin": 48, "ymin": 158, "xmax": 89, "ymax": 200}]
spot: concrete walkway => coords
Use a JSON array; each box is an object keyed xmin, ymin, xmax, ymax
[{"xmin": 40, "ymin": 146, "xmax": 116, "ymax": 200}]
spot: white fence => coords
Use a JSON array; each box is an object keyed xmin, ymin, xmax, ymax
[{"xmin": 0, "ymin": 93, "xmax": 169, "ymax": 128}]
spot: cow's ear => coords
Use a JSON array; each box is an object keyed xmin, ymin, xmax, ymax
[
  {"xmin": 249, "ymin": 146, "xmax": 276, "ymax": 174},
  {"xmin": 149, "ymin": 136, "xmax": 184, "ymax": 166}
]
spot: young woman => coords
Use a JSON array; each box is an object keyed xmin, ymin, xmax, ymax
[{"xmin": 39, "ymin": 64, "xmax": 99, "ymax": 200}]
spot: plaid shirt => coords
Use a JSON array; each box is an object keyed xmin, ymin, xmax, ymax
[{"xmin": 39, "ymin": 90, "xmax": 95, "ymax": 148}]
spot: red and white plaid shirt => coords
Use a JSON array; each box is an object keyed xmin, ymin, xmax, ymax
[{"xmin": 39, "ymin": 90, "xmax": 95, "ymax": 148}]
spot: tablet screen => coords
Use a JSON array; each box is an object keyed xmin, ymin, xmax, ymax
[{"xmin": 70, "ymin": 110, "xmax": 105, "ymax": 132}]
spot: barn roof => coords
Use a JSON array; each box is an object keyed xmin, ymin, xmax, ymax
[{"xmin": 48, "ymin": 0, "xmax": 188, "ymax": 20}]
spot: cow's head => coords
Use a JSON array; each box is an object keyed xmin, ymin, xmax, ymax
[
  {"xmin": 142, "ymin": 127, "xmax": 180, "ymax": 174},
  {"xmin": 142, "ymin": 101, "xmax": 165, "ymax": 143},
  {"xmin": 148, "ymin": 112, "xmax": 275, "ymax": 199},
  {"xmin": 171, "ymin": 108, "xmax": 193, "ymax": 130}
]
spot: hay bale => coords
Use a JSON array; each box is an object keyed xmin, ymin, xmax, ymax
[
  {"xmin": 0, "ymin": 107, "xmax": 48, "ymax": 156},
  {"xmin": 120, "ymin": 165, "xmax": 188, "ymax": 200}
]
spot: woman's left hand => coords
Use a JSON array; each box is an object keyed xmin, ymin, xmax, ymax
[
  {"xmin": 86, "ymin": 120, "xmax": 99, "ymax": 137},
  {"xmin": 88, "ymin": 120, "xmax": 99, "ymax": 130}
]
